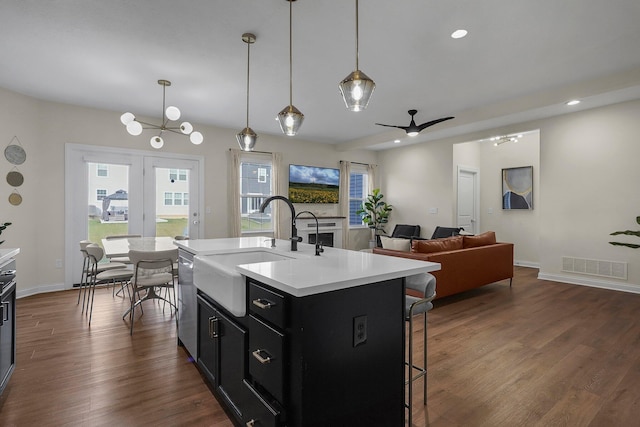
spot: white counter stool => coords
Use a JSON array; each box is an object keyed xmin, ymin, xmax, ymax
[{"xmin": 405, "ymin": 273, "xmax": 436, "ymax": 427}]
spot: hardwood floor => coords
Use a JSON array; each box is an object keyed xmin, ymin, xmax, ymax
[{"xmin": 1, "ymin": 267, "xmax": 640, "ymax": 426}]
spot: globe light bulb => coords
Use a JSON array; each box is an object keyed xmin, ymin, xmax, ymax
[
  {"xmin": 120, "ymin": 112, "xmax": 135, "ymax": 125},
  {"xmin": 126, "ymin": 120, "xmax": 143, "ymax": 136},
  {"xmin": 165, "ymin": 106, "xmax": 181, "ymax": 121},
  {"xmin": 180, "ymin": 121, "xmax": 193, "ymax": 134},
  {"xmin": 190, "ymin": 131, "xmax": 203, "ymax": 145},
  {"xmin": 150, "ymin": 136, "xmax": 164, "ymax": 149}
]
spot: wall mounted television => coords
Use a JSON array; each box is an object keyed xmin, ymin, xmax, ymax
[{"xmin": 288, "ymin": 164, "xmax": 340, "ymax": 204}]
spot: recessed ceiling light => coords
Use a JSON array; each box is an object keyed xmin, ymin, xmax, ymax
[
  {"xmin": 451, "ymin": 29, "xmax": 468, "ymax": 39},
  {"xmin": 394, "ymin": 139, "xmax": 401, "ymax": 144},
  {"xmin": 566, "ymin": 99, "xmax": 580, "ymax": 106}
]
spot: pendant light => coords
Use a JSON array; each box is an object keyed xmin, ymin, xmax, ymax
[
  {"xmin": 277, "ymin": 0, "xmax": 304, "ymax": 136},
  {"xmin": 339, "ymin": 0, "xmax": 376, "ymax": 111},
  {"xmin": 237, "ymin": 33, "xmax": 258, "ymax": 151}
]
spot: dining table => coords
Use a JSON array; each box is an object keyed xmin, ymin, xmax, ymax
[{"xmin": 101, "ymin": 236, "xmax": 177, "ymax": 258}]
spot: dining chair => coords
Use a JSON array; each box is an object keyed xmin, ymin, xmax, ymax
[
  {"xmin": 84, "ymin": 244, "xmax": 134, "ymax": 325},
  {"xmin": 125, "ymin": 248, "xmax": 179, "ymax": 335},
  {"xmin": 78, "ymin": 240, "xmax": 128, "ymax": 310},
  {"xmin": 405, "ymin": 273, "xmax": 436, "ymax": 427}
]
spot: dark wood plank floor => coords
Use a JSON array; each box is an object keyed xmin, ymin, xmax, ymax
[{"xmin": 1, "ymin": 267, "xmax": 640, "ymax": 426}]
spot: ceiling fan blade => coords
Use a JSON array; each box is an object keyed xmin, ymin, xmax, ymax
[
  {"xmin": 416, "ymin": 116, "xmax": 455, "ymax": 131},
  {"xmin": 375, "ymin": 123, "xmax": 406, "ymax": 130}
]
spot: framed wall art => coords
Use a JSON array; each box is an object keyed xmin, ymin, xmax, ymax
[{"xmin": 502, "ymin": 166, "xmax": 533, "ymax": 210}]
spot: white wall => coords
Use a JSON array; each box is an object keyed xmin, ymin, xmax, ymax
[
  {"xmin": 380, "ymin": 99, "xmax": 640, "ymax": 290},
  {"xmin": 0, "ymin": 86, "xmax": 377, "ymax": 295}
]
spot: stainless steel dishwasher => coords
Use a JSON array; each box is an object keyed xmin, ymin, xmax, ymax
[{"xmin": 177, "ymin": 250, "xmax": 197, "ymax": 358}]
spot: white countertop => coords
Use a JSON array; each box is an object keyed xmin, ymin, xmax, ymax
[
  {"xmin": 0, "ymin": 248, "xmax": 20, "ymax": 266},
  {"xmin": 176, "ymin": 237, "xmax": 439, "ymax": 297}
]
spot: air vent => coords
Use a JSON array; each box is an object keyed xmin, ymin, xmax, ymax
[{"xmin": 562, "ymin": 256, "xmax": 627, "ymax": 280}]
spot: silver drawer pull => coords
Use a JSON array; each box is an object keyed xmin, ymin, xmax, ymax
[
  {"xmin": 252, "ymin": 298, "xmax": 275, "ymax": 310},
  {"xmin": 246, "ymin": 420, "xmax": 255, "ymax": 427},
  {"xmin": 252, "ymin": 349, "xmax": 273, "ymax": 364}
]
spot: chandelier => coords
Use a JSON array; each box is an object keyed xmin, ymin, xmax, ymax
[
  {"xmin": 120, "ymin": 80, "xmax": 203, "ymax": 149},
  {"xmin": 491, "ymin": 134, "xmax": 523, "ymax": 146}
]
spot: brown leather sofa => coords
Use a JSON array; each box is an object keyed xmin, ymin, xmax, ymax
[{"xmin": 373, "ymin": 231, "xmax": 514, "ymax": 299}]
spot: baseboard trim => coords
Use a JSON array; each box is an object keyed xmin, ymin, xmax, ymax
[
  {"xmin": 514, "ymin": 260, "xmax": 540, "ymax": 269},
  {"xmin": 17, "ymin": 283, "xmax": 69, "ymax": 299},
  {"xmin": 538, "ymin": 272, "xmax": 640, "ymax": 294}
]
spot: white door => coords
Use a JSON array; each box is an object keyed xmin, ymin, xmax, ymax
[
  {"xmin": 143, "ymin": 157, "xmax": 201, "ymax": 239},
  {"xmin": 457, "ymin": 167, "xmax": 479, "ymax": 234},
  {"xmin": 65, "ymin": 144, "xmax": 204, "ymax": 287}
]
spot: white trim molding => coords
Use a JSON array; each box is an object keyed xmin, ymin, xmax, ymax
[{"xmin": 538, "ymin": 271, "xmax": 640, "ymax": 295}]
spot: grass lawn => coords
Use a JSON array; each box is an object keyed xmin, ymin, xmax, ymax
[{"xmin": 88, "ymin": 218, "xmax": 188, "ymax": 247}]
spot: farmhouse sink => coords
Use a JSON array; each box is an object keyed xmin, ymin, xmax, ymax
[{"xmin": 193, "ymin": 250, "xmax": 294, "ymax": 316}]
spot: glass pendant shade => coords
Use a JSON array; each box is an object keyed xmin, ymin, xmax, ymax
[
  {"xmin": 236, "ymin": 127, "xmax": 258, "ymax": 151},
  {"xmin": 180, "ymin": 121, "xmax": 193, "ymax": 134},
  {"xmin": 165, "ymin": 106, "xmax": 181, "ymax": 121},
  {"xmin": 150, "ymin": 136, "xmax": 164, "ymax": 149},
  {"xmin": 120, "ymin": 112, "xmax": 135, "ymax": 125},
  {"xmin": 126, "ymin": 120, "xmax": 143, "ymax": 136},
  {"xmin": 339, "ymin": 69, "xmax": 376, "ymax": 111},
  {"xmin": 277, "ymin": 105, "xmax": 304, "ymax": 136},
  {"xmin": 190, "ymin": 131, "xmax": 204, "ymax": 145}
]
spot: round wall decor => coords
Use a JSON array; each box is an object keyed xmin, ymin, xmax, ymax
[
  {"xmin": 6, "ymin": 170, "xmax": 24, "ymax": 187},
  {"xmin": 4, "ymin": 144, "xmax": 26, "ymax": 165},
  {"xmin": 8, "ymin": 192, "xmax": 22, "ymax": 206}
]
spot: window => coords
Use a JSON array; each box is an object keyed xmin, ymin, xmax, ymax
[
  {"xmin": 183, "ymin": 192, "xmax": 189, "ymax": 206},
  {"xmin": 164, "ymin": 192, "xmax": 173, "ymax": 206},
  {"xmin": 349, "ymin": 167, "xmax": 368, "ymax": 227},
  {"xmin": 174, "ymin": 192, "xmax": 183, "ymax": 206},
  {"xmin": 96, "ymin": 189, "xmax": 107, "ymax": 201},
  {"xmin": 240, "ymin": 156, "xmax": 273, "ymax": 233},
  {"xmin": 97, "ymin": 164, "xmax": 108, "ymax": 177},
  {"xmin": 169, "ymin": 169, "xmax": 188, "ymax": 182}
]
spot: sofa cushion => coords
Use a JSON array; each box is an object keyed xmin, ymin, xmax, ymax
[
  {"xmin": 380, "ymin": 236, "xmax": 411, "ymax": 252},
  {"xmin": 463, "ymin": 231, "xmax": 497, "ymax": 248},
  {"xmin": 412, "ymin": 235, "xmax": 463, "ymax": 254}
]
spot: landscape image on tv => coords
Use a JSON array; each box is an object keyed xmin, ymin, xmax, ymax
[{"xmin": 289, "ymin": 164, "xmax": 340, "ymax": 204}]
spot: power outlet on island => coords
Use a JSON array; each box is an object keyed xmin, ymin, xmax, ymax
[{"xmin": 353, "ymin": 315, "xmax": 367, "ymax": 347}]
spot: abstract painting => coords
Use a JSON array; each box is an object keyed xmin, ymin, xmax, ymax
[{"xmin": 502, "ymin": 166, "xmax": 533, "ymax": 210}]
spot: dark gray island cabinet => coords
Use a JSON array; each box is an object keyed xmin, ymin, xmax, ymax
[
  {"xmin": 175, "ymin": 237, "xmax": 440, "ymax": 427},
  {"xmin": 0, "ymin": 249, "xmax": 18, "ymax": 396},
  {"xmin": 197, "ymin": 276, "xmax": 404, "ymax": 427}
]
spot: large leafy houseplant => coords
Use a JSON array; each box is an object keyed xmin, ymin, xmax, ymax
[
  {"xmin": 356, "ymin": 188, "xmax": 393, "ymax": 244},
  {"xmin": 0, "ymin": 222, "xmax": 11, "ymax": 245}
]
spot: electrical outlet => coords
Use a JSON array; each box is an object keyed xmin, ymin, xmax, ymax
[
  {"xmin": 353, "ymin": 315, "xmax": 367, "ymax": 347},
  {"xmin": 55, "ymin": 259, "xmax": 63, "ymax": 269}
]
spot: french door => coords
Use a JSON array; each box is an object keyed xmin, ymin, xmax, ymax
[{"xmin": 65, "ymin": 144, "xmax": 204, "ymax": 287}]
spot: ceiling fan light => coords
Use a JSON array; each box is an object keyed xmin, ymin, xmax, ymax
[
  {"xmin": 126, "ymin": 120, "xmax": 143, "ymax": 136},
  {"xmin": 190, "ymin": 131, "xmax": 204, "ymax": 145},
  {"xmin": 277, "ymin": 104, "xmax": 304, "ymax": 136},
  {"xmin": 150, "ymin": 135, "xmax": 164, "ymax": 149},
  {"xmin": 339, "ymin": 70, "xmax": 376, "ymax": 111},
  {"xmin": 407, "ymin": 130, "xmax": 419, "ymax": 137},
  {"xmin": 236, "ymin": 127, "xmax": 258, "ymax": 151},
  {"xmin": 165, "ymin": 106, "xmax": 181, "ymax": 121},
  {"xmin": 120, "ymin": 112, "xmax": 135, "ymax": 125},
  {"xmin": 180, "ymin": 121, "xmax": 193, "ymax": 134}
]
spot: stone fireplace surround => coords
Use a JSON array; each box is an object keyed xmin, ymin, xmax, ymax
[{"xmin": 295, "ymin": 216, "xmax": 344, "ymax": 249}]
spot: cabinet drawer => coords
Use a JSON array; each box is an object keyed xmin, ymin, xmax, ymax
[
  {"xmin": 249, "ymin": 281, "xmax": 287, "ymax": 329},
  {"xmin": 242, "ymin": 380, "xmax": 282, "ymax": 427},
  {"xmin": 249, "ymin": 315, "xmax": 285, "ymax": 404}
]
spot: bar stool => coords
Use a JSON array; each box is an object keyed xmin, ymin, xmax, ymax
[{"xmin": 405, "ymin": 273, "xmax": 436, "ymax": 427}]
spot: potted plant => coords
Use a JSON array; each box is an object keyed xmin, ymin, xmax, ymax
[
  {"xmin": 0, "ymin": 222, "xmax": 12, "ymax": 245},
  {"xmin": 356, "ymin": 188, "xmax": 393, "ymax": 247}
]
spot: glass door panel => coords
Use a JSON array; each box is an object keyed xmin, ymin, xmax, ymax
[{"xmin": 155, "ymin": 167, "xmax": 190, "ymax": 238}]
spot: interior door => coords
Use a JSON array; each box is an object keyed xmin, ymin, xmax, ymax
[{"xmin": 457, "ymin": 167, "xmax": 479, "ymax": 234}]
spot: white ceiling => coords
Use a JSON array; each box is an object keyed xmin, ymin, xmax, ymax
[{"xmin": 1, "ymin": 0, "xmax": 639, "ymax": 150}]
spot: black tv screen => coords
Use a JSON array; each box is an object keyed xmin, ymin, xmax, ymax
[{"xmin": 289, "ymin": 164, "xmax": 340, "ymax": 203}]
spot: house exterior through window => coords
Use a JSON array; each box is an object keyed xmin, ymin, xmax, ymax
[
  {"xmin": 240, "ymin": 156, "xmax": 273, "ymax": 233},
  {"xmin": 349, "ymin": 166, "xmax": 369, "ymax": 227}
]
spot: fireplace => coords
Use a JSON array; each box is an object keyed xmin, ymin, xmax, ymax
[{"xmin": 295, "ymin": 217, "xmax": 344, "ymax": 249}]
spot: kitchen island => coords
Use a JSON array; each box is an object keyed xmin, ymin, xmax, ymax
[{"xmin": 175, "ymin": 237, "xmax": 439, "ymax": 427}]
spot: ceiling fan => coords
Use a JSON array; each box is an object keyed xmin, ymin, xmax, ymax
[{"xmin": 375, "ymin": 109, "xmax": 454, "ymax": 137}]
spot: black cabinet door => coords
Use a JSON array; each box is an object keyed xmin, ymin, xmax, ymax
[
  {"xmin": 197, "ymin": 295, "xmax": 219, "ymax": 386},
  {"xmin": 0, "ymin": 283, "xmax": 16, "ymax": 395},
  {"xmin": 216, "ymin": 308, "xmax": 247, "ymax": 418}
]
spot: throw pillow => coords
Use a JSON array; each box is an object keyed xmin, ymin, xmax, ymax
[
  {"xmin": 412, "ymin": 235, "xmax": 463, "ymax": 254},
  {"xmin": 463, "ymin": 231, "xmax": 497, "ymax": 248},
  {"xmin": 380, "ymin": 236, "xmax": 411, "ymax": 252}
]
